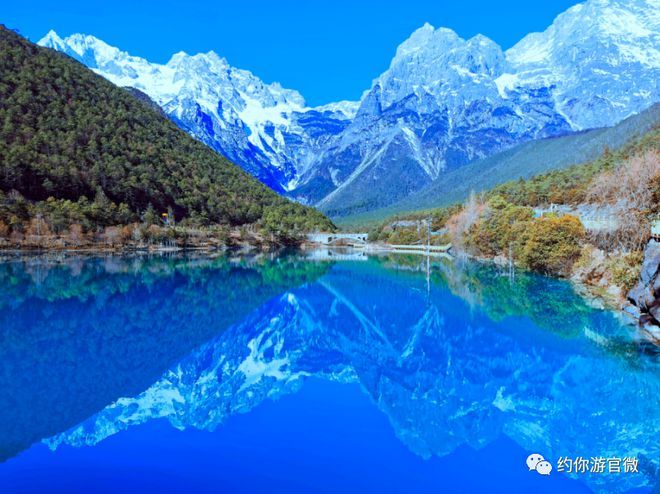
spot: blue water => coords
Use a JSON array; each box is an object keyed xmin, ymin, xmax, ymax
[{"xmin": 0, "ymin": 252, "xmax": 657, "ymax": 494}]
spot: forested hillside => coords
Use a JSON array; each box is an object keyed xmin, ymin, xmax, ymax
[{"xmin": 0, "ymin": 26, "xmax": 333, "ymax": 242}]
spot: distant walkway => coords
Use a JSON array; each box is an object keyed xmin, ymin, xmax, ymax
[
  {"xmin": 305, "ymin": 249, "xmax": 368, "ymax": 261},
  {"xmin": 306, "ymin": 233, "xmax": 368, "ymax": 246},
  {"xmin": 386, "ymin": 243, "xmax": 452, "ymax": 253},
  {"xmin": 366, "ymin": 243, "xmax": 452, "ymax": 257}
]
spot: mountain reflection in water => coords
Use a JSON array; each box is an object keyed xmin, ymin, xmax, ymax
[{"xmin": 0, "ymin": 251, "xmax": 657, "ymax": 493}]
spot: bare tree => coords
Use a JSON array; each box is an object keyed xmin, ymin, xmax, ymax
[
  {"xmin": 67, "ymin": 223, "xmax": 84, "ymax": 246},
  {"xmin": 104, "ymin": 226, "xmax": 122, "ymax": 246},
  {"xmin": 446, "ymin": 191, "xmax": 486, "ymax": 252},
  {"xmin": 587, "ymin": 150, "xmax": 659, "ymax": 251}
]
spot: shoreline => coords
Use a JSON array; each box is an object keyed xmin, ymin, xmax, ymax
[
  {"xmin": 0, "ymin": 237, "xmax": 294, "ymax": 254},
  {"xmin": 4, "ymin": 241, "xmax": 657, "ymax": 346}
]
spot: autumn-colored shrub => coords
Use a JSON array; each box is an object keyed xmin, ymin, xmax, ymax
[
  {"xmin": 518, "ymin": 215, "xmax": 585, "ymax": 276},
  {"xmin": 146, "ymin": 225, "xmax": 165, "ymax": 242},
  {"xmin": 26, "ymin": 217, "xmax": 52, "ymax": 237},
  {"xmin": 446, "ymin": 192, "xmax": 486, "ymax": 251},
  {"xmin": 103, "ymin": 226, "xmax": 122, "ymax": 246},
  {"xmin": 465, "ymin": 196, "xmax": 534, "ymax": 257}
]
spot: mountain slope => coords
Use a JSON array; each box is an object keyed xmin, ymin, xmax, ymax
[
  {"xmin": 367, "ymin": 103, "xmax": 660, "ymax": 218},
  {"xmin": 0, "ymin": 26, "xmax": 332, "ymax": 230},
  {"xmin": 310, "ymin": 0, "xmax": 659, "ymax": 217},
  {"xmin": 38, "ymin": 0, "xmax": 660, "ymax": 217}
]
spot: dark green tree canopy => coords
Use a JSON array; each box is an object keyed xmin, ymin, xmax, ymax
[{"xmin": 0, "ymin": 26, "xmax": 333, "ymax": 231}]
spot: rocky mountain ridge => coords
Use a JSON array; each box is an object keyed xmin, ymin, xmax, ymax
[{"xmin": 39, "ymin": 0, "xmax": 660, "ymax": 215}]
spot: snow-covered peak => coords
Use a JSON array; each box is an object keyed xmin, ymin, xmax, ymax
[
  {"xmin": 507, "ymin": 0, "xmax": 660, "ymax": 68},
  {"xmin": 388, "ymin": 23, "xmax": 505, "ymax": 73},
  {"xmin": 503, "ymin": 0, "xmax": 660, "ymax": 129},
  {"xmin": 369, "ymin": 24, "xmax": 507, "ymax": 110},
  {"xmin": 166, "ymin": 50, "xmax": 189, "ymax": 65},
  {"xmin": 157, "ymin": 45, "xmax": 307, "ymax": 109},
  {"xmin": 39, "ymin": 30, "xmax": 66, "ymax": 51},
  {"xmin": 38, "ymin": 32, "xmax": 306, "ymax": 108},
  {"xmin": 312, "ymin": 100, "xmax": 360, "ymax": 118},
  {"xmin": 389, "ymin": 24, "xmax": 469, "ymax": 68},
  {"xmin": 39, "ymin": 31, "xmax": 127, "ymax": 68},
  {"xmin": 167, "ymin": 50, "xmax": 231, "ymax": 75},
  {"xmin": 391, "ymin": 23, "xmax": 447, "ymax": 61}
]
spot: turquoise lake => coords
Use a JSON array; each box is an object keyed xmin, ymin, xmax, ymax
[{"xmin": 0, "ymin": 251, "xmax": 657, "ymax": 493}]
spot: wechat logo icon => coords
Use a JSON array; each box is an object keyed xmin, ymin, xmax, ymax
[{"xmin": 527, "ymin": 453, "xmax": 552, "ymax": 475}]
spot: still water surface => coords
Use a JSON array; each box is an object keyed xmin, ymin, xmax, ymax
[{"xmin": 0, "ymin": 251, "xmax": 657, "ymax": 493}]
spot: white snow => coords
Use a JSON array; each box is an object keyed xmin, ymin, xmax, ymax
[
  {"xmin": 38, "ymin": 0, "xmax": 660, "ymax": 196},
  {"xmin": 313, "ymin": 100, "xmax": 360, "ymax": 118},
  {"xmin": 494, "ymin": 73, "xmax": 519, "ymax": 98}
]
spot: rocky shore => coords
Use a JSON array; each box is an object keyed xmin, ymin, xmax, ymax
[{"xmin": 626, "ymin": 239, "xmax": 660, "ymax": 344}]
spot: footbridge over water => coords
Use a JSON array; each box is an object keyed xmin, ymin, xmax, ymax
[{"xmin": 306, "ymin": 232, "xmax": 368, "ymax": 246}]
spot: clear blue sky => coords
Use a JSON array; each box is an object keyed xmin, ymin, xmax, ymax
[{"xmin": 3, "ymin": 0, "xmax": 581, "ymax": 106}]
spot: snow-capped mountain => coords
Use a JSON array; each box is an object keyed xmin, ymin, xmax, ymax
[
  {"xmin": 306, "ymin": 0, "xmax": 659, "ymax": 214},
  {"xmin": 506, "ymin": 0, "xmax": 659, "ymax": 129},
  {"xmin": 39, "ymin": 0, "xmax": 659, "ymax": 215},
  {"xmin": 38, "ymin": 30, "xmax": 357, "ymax": 193},
  {"xmin": 306, "ymin": 25, "xmax": 570, "ymax": 213}
]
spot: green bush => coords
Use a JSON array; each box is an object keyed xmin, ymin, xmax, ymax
[{"xmin": 388, "ymin": 228, "xmax": 421, "ymax": 245}]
